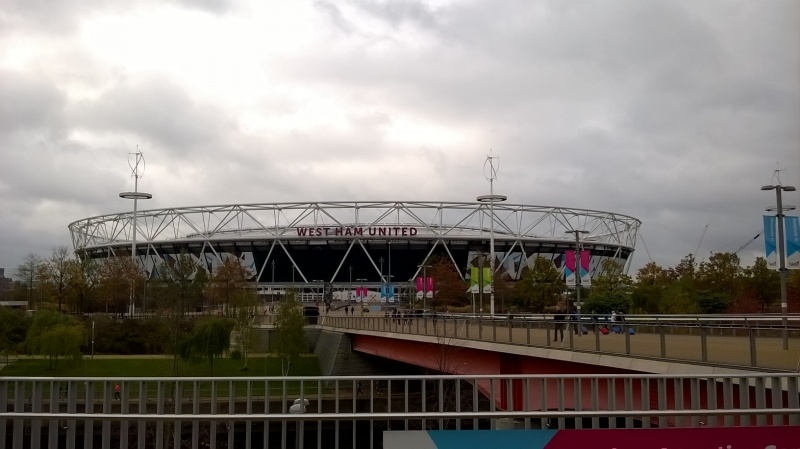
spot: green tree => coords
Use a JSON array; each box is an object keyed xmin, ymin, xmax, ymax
[
  {"xmin": 67, "ymin": 257, "xmax": 99, "ymax": 314},
  {"xmin": 742, "ymin": 257, "xmax": 780, "ymax": 311},
  {"xmin": 517, "ymin": 257, "xmax": 564, "ymax": 312},
  {"xmin": 272, "ymin": 293, "xmax": 307, "ymax": 376},
  {"xmin": 696, "ymin": 252, "xmax": 741, "ymax": 313},
  {"xmin": 207, "ymin": 256, "xmax": 255, "ymax": 314},
  {"xmin": 661, "ymin": 255, "xmax": 699, "ymax": 314},
  {"xmin": 25, "ymin": 311, "xmax": 84, "ymax": 370},
  {"xmin": 0, "ymin": 308, "xmax": 30, "ymax": 354},
  {"xmin": 584, "ymin": 260, "xmax": 633, "ymax": 314},
  {"xmin": 631, "ymin": 262, "xmax": 670, "ymax": 314},
  {"xmin": 98, "ymin": 256, "xmax": 142, "ymax": 315},
  {"xmin": 179, "ymin": 316, "xmax": 233, "ymax": 374}
]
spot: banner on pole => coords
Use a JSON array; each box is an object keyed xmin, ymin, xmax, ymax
[
  {"xmin": 764, "ymin": 215, "xmax": 778, "ymax": 269},
  {"xmin": 580, "ymin": 250, "xmax": 591, "ymax": 287},
  {"xmin": 564, "ymin": 250, "xmax": 576, "ymax": 287},
  {"xmin": 786, "ymin": 216, "xmax": 800, "ymax": 269},
  {"xmin": 416, "ymin": 277, "xmax": 434, "ymax": 299},
  {"xmin": 469, "ymin": 267, "xmax": 491, "ymax": 293}
]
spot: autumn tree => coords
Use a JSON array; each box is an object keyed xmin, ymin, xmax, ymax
[
  {"xmin": 516, "ymin": 257, "xmax": 564, "ymax": 312},
  {"xmin": 427, "ymin": 257, "xmax": 468, "ymax": 310},
  {"xmin": 37, "ymin": 246, "xmax": 74, "ymax": 312},
  {"xmin": 207, "ymin": 257, "xmax": 260, "ymax": 370},
  {"xmin": 67, "ymin": 257, "xmax": 100, "ymax": 314},
  {"xmin": 660, "ymin": 255, "xmax": 699, "ymax": 314},
  {"xmin": 97, "ymin": 256, "xmax": 142, "ymax": 315}
]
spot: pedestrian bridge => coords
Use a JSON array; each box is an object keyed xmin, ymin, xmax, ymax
[{"xmin": 314, "ymin": 313, "xmax": 800, "ymax": 375}]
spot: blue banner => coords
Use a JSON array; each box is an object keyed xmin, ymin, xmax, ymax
[
  {"xmin": 764, "ymin": 215, "xmax": 777, "ymax": 269},
  {"xmin": 786, "ymin": 216, "xmax": 800, "ymax": 269}
]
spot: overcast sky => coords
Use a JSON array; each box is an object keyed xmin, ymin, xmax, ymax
[{"xmin": 1, "ymin": 0, "xmax": 798, "ymax": 277}]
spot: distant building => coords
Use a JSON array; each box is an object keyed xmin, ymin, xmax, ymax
[{"xmin": 0, "ymin": 268, "xmax": 26, "ymax": 308}]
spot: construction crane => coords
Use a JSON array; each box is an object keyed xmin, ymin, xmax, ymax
[
  {"xmin": 734, "ymin": 232, "xmax": 761, "ymax": 255},
  {"xmin": 694, "ymin": 224, "xmax": 709, "ymax": 256}
]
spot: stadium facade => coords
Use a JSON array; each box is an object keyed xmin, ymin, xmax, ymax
[{"xmin": 68, "ymin": 201, "xmax": 641, "ymax": 302}]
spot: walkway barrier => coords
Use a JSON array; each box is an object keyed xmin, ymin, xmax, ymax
[
  {"xmin": 319, "ymin": 313, "xmax": 800, "ymax": 371},
  {"xmin": 2, "ymin": 373, "xmax": 799, "ymax": 449}
]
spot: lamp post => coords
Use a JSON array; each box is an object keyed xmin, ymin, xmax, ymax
[
  {"xmin": 119, "ymin": 150, "xmax": 151, "ymax": 317},
  {"xmin": 566, "ymin": 229, "xmax": 589, "ymax": 330},
  {"xmin": 271, "ymin": 261, "xmax": 276, "ymax": 304},
  {"xmin": 762, "ymin": 183, "xmax": 797, "ymax": 350},
  {"xmin": 349, "ymin": 266, "xmax": 353, "ymax": 304}
]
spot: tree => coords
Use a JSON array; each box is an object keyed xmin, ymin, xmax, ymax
[
  {"xmin": 631, "ymin": 262, "xmax": 670, "ymax": 314},
  {"xmin": 179, "ymin": 316, "xmax": 233, "ymax": 375},
  {"xmin": 97, "ymin": 256, "xmax": 142, "ymax": 315},
  {"xmin": 272, "ymin": 293, "xmax": 307, "ymax": 376},
  {"xmin": 14, "ymin": 253, "xmax": 42, "ymax": 306},
  {"xmin": 517, "ymin": 257, "xmax": 564, "ymax": 312},
  {"xmin": 207, "ymin": 256, "xmax": 255, "ymax": 314},
  {"xmin": 0, "ymin": 307, "xmax": 30, "ymax": 354},
  {"xmin": 25, "ymin": 311, "xmax": 84, "ymax": 370},
  {"xmin": 67, "ymin": 257, "xmax": 99, "ymax": 314},
  {"xmin": 742, "ymin": 257, "xmax": 780, "ymax": 311},
  {"xmin": 38, "ymin": 246, "xmax": 74, "ymax": 312},
  {"xmin": 584, "ymin": 260, "xmax": 632, "ymax": 314},
  {"xmin": 427, "ymin": 257, "xmax": 468, "ymax": 310}
]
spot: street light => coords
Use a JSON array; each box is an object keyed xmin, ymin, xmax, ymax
[
  {"xmin": 349, "ymin": 266, "xmax": 353, "ymax": 304},
  {"xmin": 762, "ymin": 183, "xmax": 797, "ymax": 350},
  {"xmin": 566, "ymin": 229, "xmax": 589, "ymax": 330},
  {"xmin": 119, "ymin": 150, "xmax": 151, "ymax": 317}
]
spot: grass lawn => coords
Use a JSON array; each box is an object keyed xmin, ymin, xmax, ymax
[
  {"xmin": 0, "ymin": 355, "xmax": 320, "ymax": 378},
  {"xmin": 1, "ymin": 356, "xmax": 324, "ymax": 399}
]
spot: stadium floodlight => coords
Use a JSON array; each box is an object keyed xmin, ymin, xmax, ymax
[
  {"xmin": 477, "ymin": 151, "xmax": 508, "ymax": 316},
  {"xmin": 761, "ymin": 184, "xmax": 797, "ymax": 350},
  {"xmin": 119, "ymin": 150, "xmax": 151, "ymax": 317}
]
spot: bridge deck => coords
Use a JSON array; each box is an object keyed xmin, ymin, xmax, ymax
[{"xmin": 318, "ymin": 314, "xmax": 800, "ymax": 372}]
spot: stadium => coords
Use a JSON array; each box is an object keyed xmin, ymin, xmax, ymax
[{"xmin": 68, "ymin": 201, "xmax": 641, "ymax": 303}]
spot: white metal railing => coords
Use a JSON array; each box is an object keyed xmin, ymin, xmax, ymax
[{"xmin": 1, "ymin": 373, "xmax": 798, "ymax": 449}]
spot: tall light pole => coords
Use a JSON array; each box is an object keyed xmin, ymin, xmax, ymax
[
  {"xmin": 477, "ymin": 150, "xmax": 506, "ymax": 316},
  {"xmin": 119, "ymin": 150, "xmax": 151, "ymax": 317},
  {"xmin": 762, "ymin": 183, "xmax": 797, "ymax": 350},
  {"xmin": 566, "ymin": 229, "xmax": 589, "ymax": 328},
  {"xmin": 349, "ymin": 266, "xmax": 353, "ymax": 304}
]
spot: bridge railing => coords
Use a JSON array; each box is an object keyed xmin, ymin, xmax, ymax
[
  {"xmin": 2, "ymin": 373, "xmax": 799, "ymax": 449},
  {"xmin": 317, "ymin": 313, "xmax": 800, "ymax": 371}
]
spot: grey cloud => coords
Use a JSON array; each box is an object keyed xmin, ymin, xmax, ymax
[{"xmin": 70, "ymin": 78, "xmax": 235, "ymax": 157}]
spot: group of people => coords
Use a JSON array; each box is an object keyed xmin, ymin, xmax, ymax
[
  {"xmin": 552, "ymin": 308, "xmax": 630, "ymax": 341},
  {"xmin": 384, "ymin": 308, "xmax": 413, "ymax": 326}
]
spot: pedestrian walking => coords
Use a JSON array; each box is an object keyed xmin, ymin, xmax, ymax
[
  {"xmin": 553, "ymin": 308, "xmax": 565, "ymax": 342},
  {"xmin": 357, "ymin": 381, "xmax": 364, "ymax": 396},
  {"xmin": 114, "ymin": 383, "xmax": 121, "ymax": 400}
]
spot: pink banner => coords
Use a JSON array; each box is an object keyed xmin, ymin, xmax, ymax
[
  {"xmin": 426, "ymin": 277, "xmax": 435, "ymax": 296},
  {"xmin": 564, "ymin": 250, "xmax": 576, "ymax": 286},
  {"xmin": 580, "ymin": 250, "xmax": 591, "ymax": 286},
  {"xmin": 416, "ymin": 276, "xmax": 424, "ymax": 292}
]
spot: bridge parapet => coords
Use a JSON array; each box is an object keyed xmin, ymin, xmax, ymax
[{"xmin": 315, "ymin": 313, "xmax": 800, "ymax": 372}]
